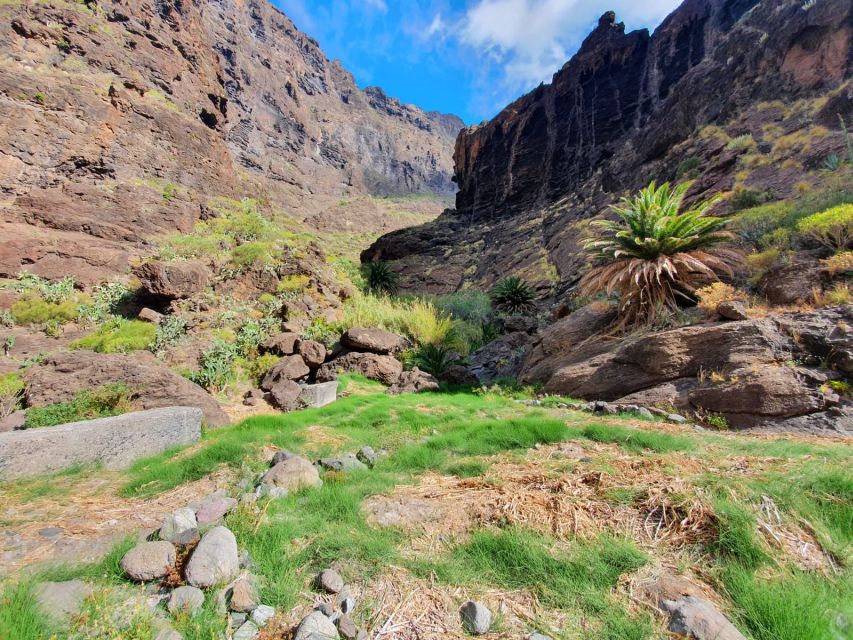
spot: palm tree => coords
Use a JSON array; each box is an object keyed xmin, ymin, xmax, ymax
[
  {"xmin": 580, "ymin": 181, "xmax": 740, "ymax": 330},
  {"xmin": 490, "ymin": 276, "xmax": 535, "ymax": 314},
  {"xmin": 363, "ymin": 261, "xmax": 400, "ymax": 295}
]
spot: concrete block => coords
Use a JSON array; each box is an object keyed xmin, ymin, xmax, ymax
[
  {"xmin": 0, "ymin": 407, "xmax": 202, "ymax": 481},
  {"xmin": 299, "ymin": 382, "xmax": 338, "ymax": 409}
]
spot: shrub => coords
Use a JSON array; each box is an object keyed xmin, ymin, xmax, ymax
[
  {"xmin": 729, "ymin": 187, "xmax": 771, "ymax": 212},
  {"xmin": 149, "ymin": 316, "xmax": 187, "ymax": 355},
  {"xmin": 814, "ymin": 283, "xmax": 851, "ymax": 307},
  {"xmin": 490, "ymin": 276, "xmax": 535, "ymax": 314},
  {"xmin": 189, "ymin": 339, "xmax": 239, "ymax": 393},
  {"xmin": 726, "ymin": 134, "xmax": 756, "ymax": 152},
  {"xmin": 363, "ymin": 261, "xmax": 400, "ymax": 295},
  {"xmin": 759, "ymin": 227, "xmax": 792, "ymax": 250},
  {"xmin": 76, "ymin": 281, "xmax": 132, "ymax": 325},
  {"xmin": 413, "ymin": 343, "xmax": 458, "ymax": 377},
  {"xmin": 338, "ymin": 293, "xmax": 453, "ymax": 347},
  {"xmin": 277, "ymin": 274, "xmax": 310, "ymax": 294},
  {"xmin": 696, "ymin": 283, "xmax": 747, "ymax": 314},
  {"xmin": 0, "ymin": 311, "xmax": 12, "ymax": 328},
  {"xmin": 11, "ymin": 295, "xmax": 80, "ymax": 326},
  {"xmin": 822, "ymin": 154, "xmax": 843, "ymax": 172},
  {"xmin": 235, "ymin": 318, "xmax": 277, "ymax": 358},
  {"xmin": 14, "ymin": 273, "xmax": 76, "ymax": 303},
  {"xmin": 434, "ymin": 291, "xmax": 494, "ymax": 325},
  {"xmin": 231, "ymin": 241, "xmax": 277, "ymax": 269},
  {"xmin": 24, "ymin": 383, "xmax": 133, "ymax": 428},
  {"xmin": 734, "ymin": 202, "xmax": 795, "ymax": 248},
  {"xmin": 796, "ymin": 205, "xmax": 853, "ymax": 251},
  {"xmin": 581, "ymin": 182, "xmax": 740, "ymax": 330},
  {"xmin": 0, "ymin": 372, "xmax": 24, "ymax": 420},
  {"xmin": 746, "ymin": 248, "xmax": 782, "ymax": 276},
  {"xmin": 71, "ymin": 319, "xmax": 156, "ymax": 353},
  {"xmin": 821, "ymin": 251, "xmax": 853, "ymax": 276},
  {"xmin": 676, "ymin": 156, "xmax": 702, "ymax": 180}
]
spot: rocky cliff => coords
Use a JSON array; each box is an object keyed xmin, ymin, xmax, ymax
[
  {"xmin": 0, "ymin": 0, "xmax": 462, "ymax": 285},
  {"xmin": 365, "ymin": 0, "xmax": 853, "ymax": 295}
]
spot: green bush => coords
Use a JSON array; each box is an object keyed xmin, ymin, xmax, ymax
[
  {"xmin": 149, "ymin": 316, "xmax": 188, "ymax": 355},
  {"xmin": 729, "ymin": 188, "xmax": 771, "ymax": 212},
  {"xmin": 676, "ymin": 156, "xmax": 702, "ymax": 180},
  {"xmin": 71, "ymin": 319, "xmax": 156, "ymax": 353},
  {"xmin": 434, "ymin": 291, "xmax": 494, "ymax": 325},
  {"xmin": 231, "ymin": 241, "xmax": 278, "ymax": 269},
  {"xmin": 14, "ymin": 273, "xmax": 76, "ymax": 303},
  {"xmin": 363, "ymin": 261, "xmax": 400, "ymax": 295},
  {"xmin": 24, "ymin": 383, "xmax": 133, "ymax": 428},
  {"xmin": 11, "ymin": 295, "xmax": 81, "ymax": 326},
  {"xmin": 0, "ymin": 372, "xmax": 24, "ymax": 420},
  {"xmin": 76, "ymin": 281, "xmax": 132, "ymax": 325},
  {"xmin": 490, "ymin": 276, "xmax": 535, "ymax": 314},
  {"xmin": 413, "ymin": 343, "xmax": 458, "ymax": 377},
  {"xmin": 189, "ymin": 339, "xmax": 239, "ymax": 393},
  {"xmin": 796, "ymin": 205, "xmax": 853, "ymax": 250}
]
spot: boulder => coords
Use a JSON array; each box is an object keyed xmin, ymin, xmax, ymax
[
  {"xmin": 294, "ymin": 611, "xmax": 340, "ymax": 640},
  {"xmin": 35, "ymin": 580, "xmax": 94, "ymax": 624},
  {"xmin": 470, "ymin": 332, "xmax": 533, "ymax": 383},
  {"xmin": 260, "ymin": 356, "xmax": 310, "ymax": 388},
  {"xmin": 262, "ymin": 456, "xmax": 322, "ymax": 491},
  {"xmin": 297, "ymin": 340, "xmax": 328, "ymax": 368},
  {"xmin": 519, "ymin": 302, "xmax": 616, "ymax": 384},
  {"xmin": 356, "ymin": 446, "xmax": 378, "ymax": 467},
  {"xmin": 439, "ymin": 365, "xmax": 479, "ymax": 387},
  {"xmin": 317, "ymin": 454, "xmax": 367, "ymax": 472},
  {"xmin": 261, "ymin": 332, "xmax": 299, "ymax": 356},
  {"xmin": 121, "ymin": 541, "xmax": 176, "ymax": 582},
  {"xmin": 316, "ymin": 352, "xmax": 403, "ymax": 386},
  {"xmin": 299, "ymin": 381, "xmax": 338, "ymax": 408},
  {"xmin": 615, "ymin": 379, "xmax": 698, "ymax": 411},
  {"xmin": 22, "ymin": 351, "xmax": 230, "ymax": 428},
  {"xmin": 233, "ymin": 621, "xmax": 260, "ymax": 640},
  {"xmin": 336, "ymin": 615, "xmax": 359, "ymax": 640},
  {"xmin": 167, "ymin": 586, "xmax": 205, "ymax": 616},
  {"xmin": 195, "ymin": 497, "xmax": 238, "ymax": 526},
  {"xmin": 159, "ymin": 508, "xmax": 198, "ymax": 544},
  {"xmin": 663, "ymin": 596, "xmax": 746, "ymax": 640},
  {"xmin": 716, "ymin": 300, "xmax": 748, "ymax": 321},
  {"xmin": 270, "ymin": 449, "xmax": 297, "ymax": 466},
  {"xmin": 185, "ymin": 526, "xmax": 240, "ymax": 589},
  {"xmin": 387, "ymin": 368, "xmax": 439, "ymax": 395},
  {"xmin": 502, "ymin": 315, "xmax": 538, "ymax": 334},
  {"xmin": 134, "ymin": 261, "xmax": 210, "ymax": 301},
  {"xmin": 267, "ymin": 380, "xmax": 303, "ymax": 411},
  {"xmin": 341, "ymin": 327, "xmax": 408, "ymax": 354},
  {"xmin": 757, "ymin": 259, "xmax": 824, "ymax": 305}
]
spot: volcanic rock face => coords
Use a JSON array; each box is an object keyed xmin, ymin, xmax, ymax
[
  {"xmin": 365, "ymin": 0, "xmax": 853, "ymax": 295},
  {"xmin": 0, "ymin": 0, "xmax": 462, "ymax": 284}
]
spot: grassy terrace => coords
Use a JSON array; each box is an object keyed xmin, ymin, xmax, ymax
[{"xmin": 1, "ymin": 377, "xmax": 851, "ymax": 639}]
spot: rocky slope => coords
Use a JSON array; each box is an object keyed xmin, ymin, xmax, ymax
[
  {"xmin": 0, "ymin": 0, "xmax": 462, "ymax": 285},
  {"xmin": 365, "ymin": 0, "xmax": 853, "ymax": 295}
]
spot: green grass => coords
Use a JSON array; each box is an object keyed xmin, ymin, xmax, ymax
[
  {"xmin": 24, "ymin": 383, "xmax": 133, "ymax": 428},
  {"xmin": 71, "ymin": 319, "xmax": 156, "ymax": 353},
  {"xmin": 0, "ymin": 581, "xmax": 55, "ymax": 640},
  {"xmin": 415, "ymin": 528, "xmax": 651, "ymax": 639},
  {"xmin": 10, "ymin": 295, "xmax": 81, "ymax": 326},
  {"xmin": 575, "ymin": 423, "xmax": 694, "ymax": 453}
]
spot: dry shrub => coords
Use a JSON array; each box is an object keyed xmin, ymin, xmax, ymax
[
  {"xmin": 695, "ymin": 282, "xmax": 747, "ymax": 314},
  {"xmin": 813, "ymin": 283, "xmax": 851, "ymax": 307},
  {"xmin": 821, "ymin": 251, "xmax": 853, "ymax": 276}
]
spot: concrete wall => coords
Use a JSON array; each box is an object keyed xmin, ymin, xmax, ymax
[{"xmin": 0, "ymin": 407, "xmax": 203, "ymax": 481}]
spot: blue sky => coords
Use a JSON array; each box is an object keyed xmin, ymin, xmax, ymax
[{"xmin": 275, "ymin": 0, "xmax": 683, "ymax": 124}]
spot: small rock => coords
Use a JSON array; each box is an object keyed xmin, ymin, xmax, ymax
[
  {"xmin": 251, "ymin": 604, "xmax": 275, "ymax": 627},
  {"xmin": 255, "ymin": 483, "xmax": 289, "ymax": 499},
  {"xmin": 316, "ymin": 568, "xmax": 345, "ymax": 594},
  {"xmin": 35, "ymin": 580, "xmax": 94, "ymax": 624},
  {"xmin": 185, "ymin": 526, "xmax": 240, "ymax": 589},
  {"xmin": 121, "ymin": 541, "xmax": 176, "ymax": 582},
  {"xmin": 298, "ymin": 339, "xmax": 328, "ymax": 368},
  {"xmin": 262, "ymin": 456, "xmax": 322, "ymax": 491},
  {"xmin": 663, "ymin": 596, "xmax": 747, "ymax": 640},
  {"xmin": 317, "ymin": 454, "xmax": 367, "ymax": 473},
  {"xmin": 316, "ymin": 602, "xmax": 337, "ymax": 618},
  {"xmin": 667, "ymin": 414, "xmax": 688, "ymax": 424},
  {"xmin": 356, "ymin": 446, "xmax": 377, "ymax": 467},
  {"xmin": 230, "ymin": 612, "xmax": 248, "ymax": 628},
  {"xmin": 167, "ymin": 586, "xmax": 205, "ymax": 616},
  {"xmin": 336, "ymin": 614, "xmax": 359, "ymax": 640},
  {"xmin": 230, "ymin": 576, "xmax": 259, "ymax": 613},
  {"xmin": 270, "ymin": 449, "xmax": 297, "ymax": 466},
  {"xmin": 159, "ymin": 508, "xmax": 198, "ymax": 543},
  {"xmin": 335, "ymin": 587, "xmax": 356, "ymax": 614},
  {"xmin": 717, "ymin": 300, "xmax": 749, "ymax": 321},
  {"xmin": 154, "ymin": 628, "xmax": 184, "ymax": 640},
  {"xmin": 195, "ymin": 497, "xmax": 238, "ymax": 526},
  {"xmin": 638, "ymin": 407, "xmax": 654, "ymax": 420},
  {"xmin": 138, "ymin": 307, "xmax": 164, "ymax": 324},
  {"xmin": 294, "ymin": 611, "xmax": 340, "ymax": 640},
  {"xmin": 460, "ymin": 601, "xmax": 491, "ymax": 635},
  {"xmin": 233, "ymin": 620, "xmax": 260, "ymax": 640},
  {"xmin": 528, "ymin": 634, "xmax": 550, "ymax": 640}
]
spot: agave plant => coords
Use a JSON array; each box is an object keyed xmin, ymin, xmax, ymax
[
  {"xmin": 580, "ymin": 181, "xmax": 740, "ymax": 330},
  {"xmin": 490, "ymin": 276, "xmax": 535, "ymax": 314},
  {"xmin": 413, "ymin": 343, "xmax": 458, "ymax": 377},
  {"xmin": 363, "ymin": 261, "xmax": 400, "ymax": 295}
]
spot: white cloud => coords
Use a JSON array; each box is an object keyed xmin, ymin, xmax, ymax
[
  {"xmin": 364, "ymin": 0, "xmax": 389, "ymax": 13},
  {"xmin": 431, "ymin": 0, "xmax": 682, "ymax": 117}
]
